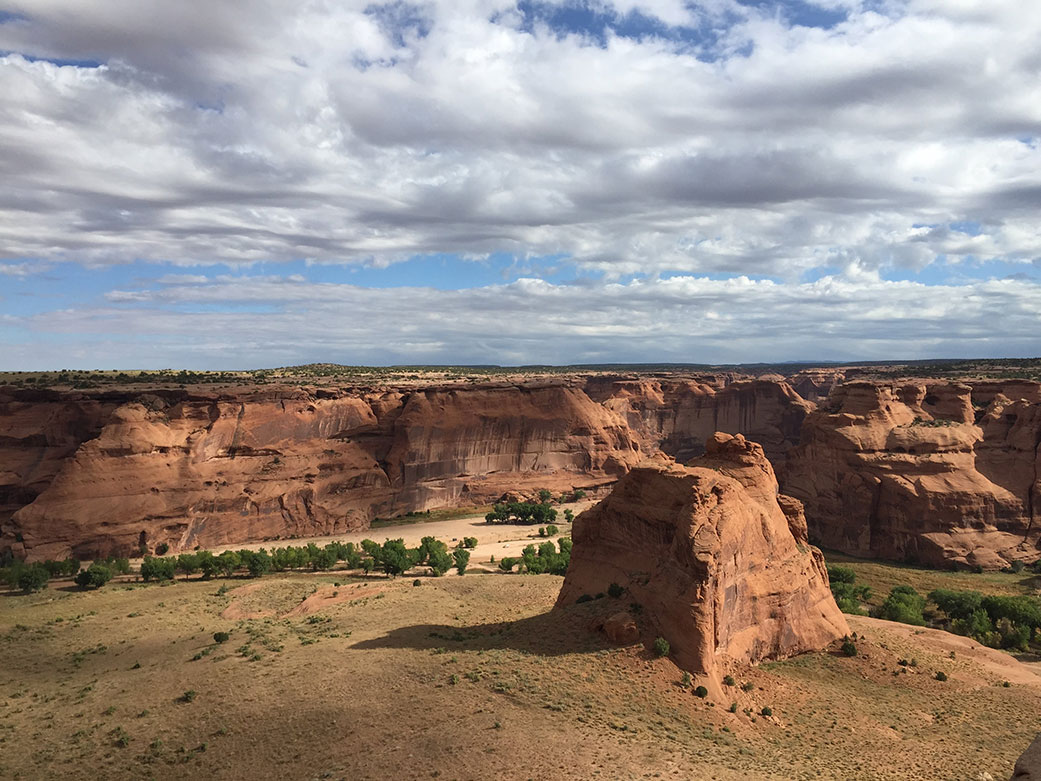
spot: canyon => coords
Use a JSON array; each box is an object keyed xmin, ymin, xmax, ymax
[{"xmin": 2, "ymin": 370, "xmax": 1040, "ymax": 569}]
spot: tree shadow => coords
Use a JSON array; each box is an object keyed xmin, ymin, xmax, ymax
[{"xmin": 350, "ymin": 601, "xmax": 625, "ymax": 657}]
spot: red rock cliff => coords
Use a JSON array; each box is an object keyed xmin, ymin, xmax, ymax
[
  {"xmin": 556, "ymin": 433, "xmax": 849, "ymax": 682},
  {"xmin": 0, "ymin": 377, "xmax": 811, "ymax": 560},
  {"xmin": 785, "ymin": 380, "xmax": 1041, "ymax": 569}
]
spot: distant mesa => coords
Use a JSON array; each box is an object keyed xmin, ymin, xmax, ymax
[{"xmin": 556, "ymin": 432, "xmax": 849, "ymax": 688}]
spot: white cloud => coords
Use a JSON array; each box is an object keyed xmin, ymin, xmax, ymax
[
  {"xmin": 0, "ymin": 0, "xmax": 1038, "ymax": 278},
  {"xmin": 3, "ymin": 272, "xmax": 1038, "ymax": 369}
]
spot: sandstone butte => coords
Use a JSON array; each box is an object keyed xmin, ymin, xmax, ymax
[
  {"xmin": 2, "ymin": 372, "xmax": 1041, "ymax": 569},
  {"xmin": 556, "ymin": 432, "xmax": 850, "ymax": 691},
  {"xmin": 0, "ymin": 376, "xmax": 810, "ymax": 560}
]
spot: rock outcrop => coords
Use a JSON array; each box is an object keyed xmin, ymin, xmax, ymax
[
  {"xmin": 556, "ymin": 433, "xmax": 849, "ymax": 683},
  {"xmin": 1013, "ymin": 734, "xmax": 1041, "ymax": 780},
  {"xmin": 785, "ymin": 381, "xmax": 1041, "ymax": 569},
  {"xmin": 0, "ymin": 377, "xmax": 812, "ymax": 560}
]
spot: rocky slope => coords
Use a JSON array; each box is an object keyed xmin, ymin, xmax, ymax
[
  {"xmin": 0, "ymin": 377, "xmax": 810, "ymax": 560},
  {"xmin": 785, "ymin": 380, "xmax": 1041, "ymax": 569},
  {"xmin": 556, "ymin": 432, "xmax": 849, "ymax": 686}
]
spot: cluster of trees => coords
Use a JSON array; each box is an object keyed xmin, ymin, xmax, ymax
[
  {"xmin": 827, "ymin": 565, "xmax": 872, "ymax": 614},
  {"xmin": 929, "ymin": 589, "xmax": 1041, "ymax": 651},
  {"xmin": 134, "ymin": 535, "xmax": 480, "ymax": 583},
  {"xmin": 497, "ymin": 538, "xmax": 571, "ymax": 575},
  {"xmin": 485, "ymin": 501, "xmax": 558, "ymax": 525},
  {"xmin": 865, "ymin": 582, "xmax": 1041, "ymax": 652},
  {"xmin": 1, "ymin": 555, "xmax": 131, "ymax": 593}
]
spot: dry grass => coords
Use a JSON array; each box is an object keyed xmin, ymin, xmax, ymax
[{"xmin": 1, "ymin": 563, "xmax": 1038, "ymax": 780}]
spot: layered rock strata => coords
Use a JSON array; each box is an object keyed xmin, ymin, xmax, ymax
[
  {"xmin": 785, "ymin": 381, "xmax": 1041, "ymax": 569},
  {"xmin": 556, "ymin": 433, "xmax": 849, "ymax": 681},
  {"xmin": 0, "ymin": 377, "xmax": 810, "ymax": 560}
]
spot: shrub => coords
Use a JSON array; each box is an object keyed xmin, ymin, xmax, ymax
[
  {"xmin": 545, "ymin": 524, "xmax": 559, "ymax": 537},
  {"xmin": 729, "ymin": 702, "xmax": 738, "ymax": 713},
  {"xmin": 463, "ymin": 537, "xmax": 478, "ymax": 549},
  {"xmin": 934, "ymin": 671, "xmax": 948, "ymax": 681},
  {"xmin": 840, "ymin": 636, "xmax": 858, "ymax": 657},
  {"xmin": 563, "ymin": 509, "xmax": 574, "ymax": 522},
  {"xmin": 576, "ymin": 594, "xmax": 593, "ymax": 603},
  {"xmin": 607, "ymin": 582, "xmax": 624, "ymax": 599},
  {"xmin": 75, "ymin": 563, "xmax": 113, "ymax": 590},
  {"xmin": 155, "ymin": 542, "xmax": 170, "ymax": 556},
  {"xmin": 653, "ymin": 636, "xmax": 670, "ymax": 657},
  {"xmin": 180, "ymin": 690, "xmax": 197, "ymax": 703},
  {"xmin": 538, "ymin": 488, "xmax": 552, "ymax": 504},
  {"xmin": 213, "ymin": 631, "xmax": 230, "ymax": 644},
  {"xmin": 680, "ymin": 671, "xmax": 691, "ymax": 688},
  {"xmin": 17, "ymin": 564, "xmax": 49, "ymax": 593},
  {"xmin": 723, "ymin": 674, "xmax": 735, "ymax": 686},
  {"xmin": 761, "ymin": 706, "xmax": 773, "ymax": 717},
  {"xmin": 498, "ymin": 557, "xmax": 516, "ymax": 573},
  {"xmin": 453, "ymin": 548, "xmax": 470, "ymax": 576},
  {"xmin": 537, "ymin": 527, "xmax": 546, "ymax": 537},
  {"xmin": 694, "ymin": 685, "xmax": 708, "ymax": 698}
]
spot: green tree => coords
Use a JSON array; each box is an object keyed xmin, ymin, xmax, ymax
[
  {"xmin": 380, "ymin": 539, "xmax": 412, "ymax": 577},
  {"xmin": 75, "ymin": 563, "xmax": 112, "ymax": 589},
  {"xmin": 878, "ymin": 585, "xmax": 926, "ymax": 626},
  {"xmin": 453, "ymin": 548, "xmax": 470, "ymax": 576},
  {"xmin": 18, "ymin": 564, "xmax": 49, "ymax": 593}
]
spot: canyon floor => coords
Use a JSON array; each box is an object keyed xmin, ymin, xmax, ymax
[{"xmin": 2, "ymin": 520, "xmax": 1040, "ymax": 780}]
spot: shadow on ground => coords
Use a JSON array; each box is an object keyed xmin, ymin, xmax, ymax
[{"xmin": 351, "ymin": 601, "xmax": 628, "ymax": 657}]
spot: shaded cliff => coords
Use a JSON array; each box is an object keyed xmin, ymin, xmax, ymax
[
  {"xmin": 0, "ymin": 377, "xmax": 811, "ymax": 560},
  {"xmin": 785, "ymin": 380, "xmax": 1041, "ymax": 569},
  {"xmin": 556, "ymin": 433, "xmax": 849, "ymax": 686}
]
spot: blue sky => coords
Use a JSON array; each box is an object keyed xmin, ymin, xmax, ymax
[{"xmin": 1, "ymin": 0, "xmax": 1040, "ymax": 369}]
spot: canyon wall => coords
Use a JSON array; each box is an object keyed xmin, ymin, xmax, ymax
[
  {"xmin": 785, "ymin": 380, "xmax": 1041, "ymax": 569},
  {"xmin": 0, "ymin": 377, "xmax": 810, "ymax": 560}
]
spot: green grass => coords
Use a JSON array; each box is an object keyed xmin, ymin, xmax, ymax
[{"xmin": 822, "ymin": 549, "xmax": 1038, "ymax": 608}]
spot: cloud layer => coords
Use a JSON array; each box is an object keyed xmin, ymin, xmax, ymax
[{"xmin": 1, "ymin": 1, "xmax": 1040, "ymax": 366}]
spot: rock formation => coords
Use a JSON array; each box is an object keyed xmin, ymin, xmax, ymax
[
  {"xmin": 0, "ymin": 377, "xmax": 811, "ymax": 560},
  {"xmin": 556, "ymin": 433, "xmax": 849, "ymax": 682},
  {"xmin": 1013, "ymin": 734, "xmax": 1041, "ymax": 780},
  {"xmin": 785, "ymin": 381, "xmax": 1041, "ymax": 569}
]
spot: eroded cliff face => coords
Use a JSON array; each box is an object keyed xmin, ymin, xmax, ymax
[
  {"xmin": 556, "ymin": 433, "xmax": 849, "ymax": 685},
  {"xmin": 785, "ymin": 381, "xmax": 1041, "ymax": 569},
  {"xmin": 584, "ymin": 376, "xmax": 812, "ymax": 472},
  {"xmin": 0, "ymin": 378, "xmax": 811, "ymax": 560}
]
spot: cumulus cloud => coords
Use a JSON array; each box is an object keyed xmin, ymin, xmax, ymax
[
  {"xmin": 1, "ymin": 1, "xmax": 1040, "ymax": 366},
  {"xmin": 0, "ymin": 0, "xmax": 1039, "ymax": 276}
]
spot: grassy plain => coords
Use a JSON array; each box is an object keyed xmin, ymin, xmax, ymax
[{"xmin": 2, "ymin": 545, "xmax": 1039, "ymax": 781}]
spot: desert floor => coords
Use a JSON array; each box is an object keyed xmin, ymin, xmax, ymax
[{"xmin": 2, "ymin": 525, "xmax": 1040, "ymax": 780}]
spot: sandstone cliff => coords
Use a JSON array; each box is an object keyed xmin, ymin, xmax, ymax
[
  {"xmin": 0, "ymin": 377, "xmax": 811, "ymax": 560},
  {"xmin": 785, "ymin": 381, "xmax": 1041, "ymax": 569},
  {"xmin": 556, "ymin": 433, "xmax": 849, "ymax": 683}
]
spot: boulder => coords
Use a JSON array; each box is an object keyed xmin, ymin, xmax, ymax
[{"xmin": 1013, "ymin": 734, "xmax": 1041, "ymax": 780}]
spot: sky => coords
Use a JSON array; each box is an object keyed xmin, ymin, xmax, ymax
[{"xmin": 1, "ymin": 0, "xmax": 1040, "ymax": 369}]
